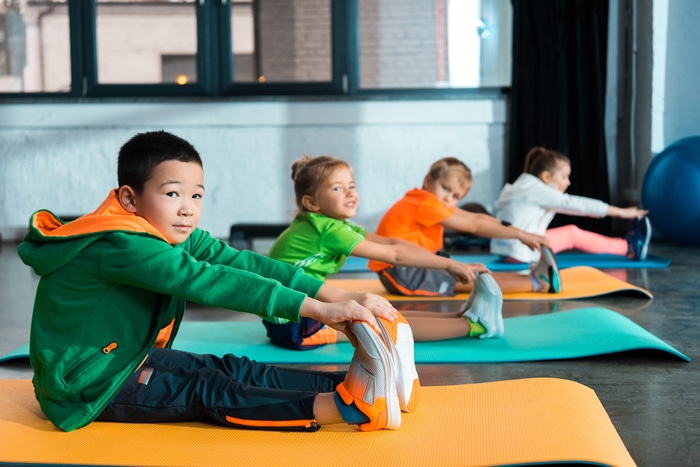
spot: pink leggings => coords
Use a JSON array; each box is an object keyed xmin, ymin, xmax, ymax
[{"xmin": 545, "ymin": 224, "xmax": 628, "ymax": 256}]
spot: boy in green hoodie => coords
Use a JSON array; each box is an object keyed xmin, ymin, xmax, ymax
[{"xmin": 18, "ymin": 130, "xmax": 403, "ymax": 433}]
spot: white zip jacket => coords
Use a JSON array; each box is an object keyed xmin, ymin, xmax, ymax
[{"xmin": 490, "ymin": 173, "xmax": 609, "ymax": 263}]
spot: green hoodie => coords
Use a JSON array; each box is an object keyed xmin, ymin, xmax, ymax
[{"xmin": 18, "ymin": 190, "xmax": 322, "ymax": 432}]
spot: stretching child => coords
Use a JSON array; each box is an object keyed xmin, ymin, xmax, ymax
[
  {"xmin": 18, "ymin": 131, "xmax": 406, "ymax": 433},
  {"xmin": 490, "ymin": 146, "xmax": 651, "ymax": 264},
  {"xmin": 266, "ymin": 155, "xmax": 506, "ymax": 356},
  {"xmin": 368, "ymin": 157, "xmax": 561, "ymax": 295}
]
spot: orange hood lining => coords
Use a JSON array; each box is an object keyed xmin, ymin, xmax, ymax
[{"xmin": 32, "ymin": 190, "xmax": 169, "ymax": 242}]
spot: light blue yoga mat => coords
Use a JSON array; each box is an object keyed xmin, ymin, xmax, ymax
[
  {"xmin": 340, "ymin": 253, "xmax": 671, "ymax": 273},
  {"xmin": 1, "ymin": 308, "xmax": 687, "ymax": 364}
]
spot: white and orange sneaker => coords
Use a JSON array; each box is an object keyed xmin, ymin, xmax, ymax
[
  {"xmin": 335, "ymin": 321, "xmax": 401, "ymax": 431},
  {"xmin": 377, "ymin": 313, "xmax": 420, "ymax": 413}
]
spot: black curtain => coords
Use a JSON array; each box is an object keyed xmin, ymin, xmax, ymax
[{"xmin": 508, "ymin": 0, "xmax": 613, "ymax": 235}]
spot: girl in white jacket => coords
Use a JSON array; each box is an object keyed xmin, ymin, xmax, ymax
[{"xmin": 491, "ymin": 146, "xmax": 650, "ymax": 264}]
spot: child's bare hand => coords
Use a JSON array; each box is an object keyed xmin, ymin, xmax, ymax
[
  {"xmin": 351, "ymin": 292, "xmax": 398, "ymax": 321},
  {"xmin": 519, "ymin": 231, "xmax": 551, "ymax": 251},
  {"xmin": 311, "ymin": 300, "xmax": 381, "ymax": 347},
  {"xmin": 619, "ymin": 207, "xmax": 649, "ymax": 219},
  {"xmin": 300, "ymin": 297, "xmax": 380, "ymax": 345},
  {"xmin": 446, "ymin": 262, "xmax": 489, "ymax": 284}
]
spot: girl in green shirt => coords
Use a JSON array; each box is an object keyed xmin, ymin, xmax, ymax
[{"xmin": 266, "ymin": 155, "xmax": 506, "ymax": 352}]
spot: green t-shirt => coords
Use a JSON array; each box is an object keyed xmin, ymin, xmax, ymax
[
  {"xmin": 266, "ymin": 212, "xmax": 366, "ymax": 325},
  {"xmin": 269, "ymin": 212, "xmax": 366, "ymax": 281}
]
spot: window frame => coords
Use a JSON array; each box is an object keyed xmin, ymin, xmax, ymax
[{"xmin": 0, "ymin": 0, "xmax": 508, "ymax": 100}]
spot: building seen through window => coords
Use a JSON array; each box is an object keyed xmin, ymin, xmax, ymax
[{"xmin": 0, "ymin": 0, "xmax": 511, "ymax": 96}]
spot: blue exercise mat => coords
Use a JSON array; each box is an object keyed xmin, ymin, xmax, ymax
[
  {"xmin": 1, "ymin": 308, "xmax": 687, "ymax": 364},
  {"xmin": 340, "ymin": 253, "xmax": 671, "ymax": 273}
]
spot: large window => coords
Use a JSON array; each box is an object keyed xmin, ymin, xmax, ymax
[
  {"xmin": 0, "ymin": 1, "xmax": 72, "ymax": 93},
  {"xmin": 0, "ymin": 0, "xmax": 511, "ymax": 98},
  {"xmin": 358, "ymin": 0, "xmax": 511, "ymax": 90}
]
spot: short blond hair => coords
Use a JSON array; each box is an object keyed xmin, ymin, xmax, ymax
[{"xmin": 427, "ymin": 157, "xmax": 472, "ymax": 191}]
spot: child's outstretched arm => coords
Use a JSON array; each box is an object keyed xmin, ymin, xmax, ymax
[
  {"xmin": 607, "ymin": 205, "xmax": 648, "ymax": 219},
  {"xmin": 443, "ymin": 209, "xmax": 551, "ymax": 252},
  {"xmin": 354, "ymin": 234, "xmax": 490, "ymax": 284}
]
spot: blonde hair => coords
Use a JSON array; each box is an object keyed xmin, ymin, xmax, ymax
[
  {"xmin": 523, "ymin": 146, "xmax": 570, "ymax": 177},
  {"xmin": 427, "ymin": 157, "xmax": 472, "ymax": 191},
  {"xmin": 290, "ymin": 155, "xmax": 352, "ymax": 211}
]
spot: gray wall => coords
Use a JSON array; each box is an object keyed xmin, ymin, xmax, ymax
[{"xmin": 0, "ymin": 99, "xmax": 506, "ymax": 242}]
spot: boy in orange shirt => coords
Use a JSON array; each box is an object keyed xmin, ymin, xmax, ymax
[{"xmin": 369, "ymin": 157, "xmax": 561, "ymax": 296}]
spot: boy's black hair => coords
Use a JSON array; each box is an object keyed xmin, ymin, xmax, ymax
[{"xmin": 118, "ymin": 130, "xmax": 202, "ymax": 193}]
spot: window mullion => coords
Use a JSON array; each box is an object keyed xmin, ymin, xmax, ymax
[
  {"xmin": 198, "ymin": 0, "xmax": 220, "ymax": 95},
  {"xmin": 337, "ymin": 0, "xmax": 359, "ymax": 95},
  {"xmin": 67, "ymin": 0, "xmax": 86, "ymax": 96},
  {"xmin": 79, "ymin": 0, "xmax": 99, "ymax": 96}
]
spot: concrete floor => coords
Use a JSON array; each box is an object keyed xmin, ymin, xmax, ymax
[{"xmin": 1, "ymin": 240, "xmax": 698, "ymax": 466}]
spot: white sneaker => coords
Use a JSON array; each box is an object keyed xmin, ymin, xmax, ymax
[
  {"xmin": 461, "ymin": 273, "xmax": 504, "ymax": 338},
  {"xmin": 335, "ymin": 321, "xmax": 401, "ymax": 431},
  {"xmin": 377, "ymin": 313, "xmax": 420, "ymax": 413},
  {"xmin": 531, "ymin": 245, "xmax": 562, "ymax": 293}
]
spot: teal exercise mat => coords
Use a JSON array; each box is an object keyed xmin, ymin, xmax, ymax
[
  {"xmin": 0, "ymin": 344, "xmax": 29, "ymax": 363},
  {"xmin": 340, "ymin": 253, "xmax": 671, "ymax": 273},
  {"xmin": 3, "ymin": 308, "xmax": 686, "ymax": 364},
  {"xmin": 176, "ymin": 308, "xmax": 688, "ymax": 363},
  {"xmin": 0, "ymin": 307, "xmax": 690, "ymax": 364}
]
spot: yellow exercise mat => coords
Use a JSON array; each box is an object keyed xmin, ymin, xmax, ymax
[
  {"xmin": 328, "ymin": 266, "xmax": 653, "ymax": 301},
  {"xmin": 0, "ymin": 378, "xmax": 635, "ymax": 467}
]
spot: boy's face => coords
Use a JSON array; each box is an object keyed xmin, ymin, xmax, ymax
[
  {"xmin": 123, "ymin": 160, "xmax": 205, "ymax": 244},
  {"xmin": 423, "ymin": 172, "xmax": 470, "ymax": 208},
  {"xmin": 304, "ymin": 165, "xmax": 358, "ymax": 220}
]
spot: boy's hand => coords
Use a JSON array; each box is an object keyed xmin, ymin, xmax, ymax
[
  {"xmin": 299, "ymin": 297, "xmax": 388, "ymax": 347},
  {"xmin": 351, "ymin": 292, "xmax": 398, "ymax": 322},
  {"xmin": 316, "ymin": 285, "xmax": 397, "ymax": 323},
  {"xmin": 446, "ymin": 261, "xmax": 489, "ymax": 284},
  {"xmin": 518, "ymin": 231, "xmax": 551, "ymax": 251}
]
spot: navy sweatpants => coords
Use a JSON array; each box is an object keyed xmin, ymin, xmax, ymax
[{"xmin": 97, "ymin": 348, "xmax": 346, "ymax": 431}]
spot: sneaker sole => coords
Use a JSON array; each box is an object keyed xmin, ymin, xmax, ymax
[
  {"xmin": 377, "ymin": 316, "xmax": 420, "ymax": 413},
  {"xmin": 344, "ymin": 321, "xmax": 401, "ymax": 431}
]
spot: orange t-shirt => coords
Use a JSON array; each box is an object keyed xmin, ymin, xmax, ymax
[{"xmin": 368, "ymin": 188, "xmax": 455, "ymax": 271}]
